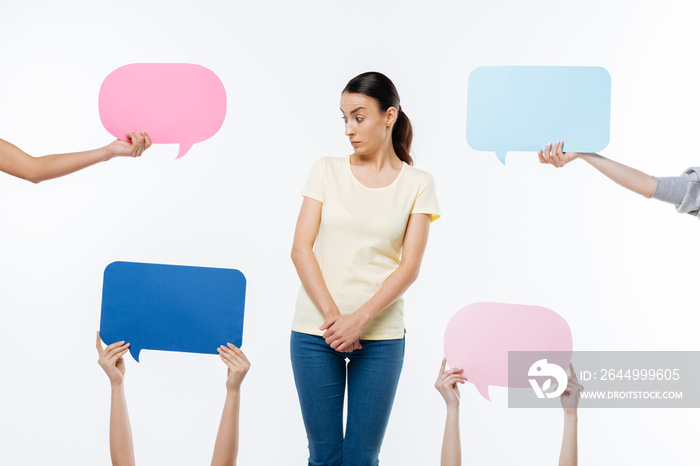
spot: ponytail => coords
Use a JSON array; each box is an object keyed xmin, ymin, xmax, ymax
[{"xmin": 392, "ymin": 108, "xmax": 413, "ymax": 166}]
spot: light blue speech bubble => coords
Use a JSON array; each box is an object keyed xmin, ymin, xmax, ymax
[
  {"xmin": 100, "ymin": 261, "xmax": 246, "ymax": 362},
  {"xmin": 466, "ymin": 66, "xmax": 611, "ymax": 164}
]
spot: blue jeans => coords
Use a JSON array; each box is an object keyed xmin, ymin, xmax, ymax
[{"xmin": 290, "ymin": 331, "xmax": 405, "ymax": 466}]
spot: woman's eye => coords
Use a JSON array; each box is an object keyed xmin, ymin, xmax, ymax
[
  {"xmin": 342, "ymin": 117, "xmax": 348, "ymax": 123},
  {"xmin": 356, "ymin": 116, "xmax": 364, "ymax": 122}
]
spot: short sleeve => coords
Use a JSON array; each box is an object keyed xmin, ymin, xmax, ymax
[
  {"xmin": 652, "ymin": 167, "xmax": 700, "ymax": 218},
  {"xmin": 301, "ymin": 158, "xmax": 325, "ymax": 203},
  {"xmin": 411, "ymin": 172, "xmax": 440, "ymax": 222}
]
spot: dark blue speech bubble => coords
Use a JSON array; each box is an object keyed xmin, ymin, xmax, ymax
[{"xmin": 100, "ymin": 261, "xmax": 246, "ymax": 362}]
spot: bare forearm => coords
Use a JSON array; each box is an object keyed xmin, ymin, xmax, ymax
[
  {"xmin": 558, "ymin": 414, "xmax": 578, "ymax": 466},
  {"xmin": 0, "ymin": 138, "xmax": 111, "ymax": 183},
  {"xmin": 291, "ymin": 247, "xmax": 339, "ymax": 318},
  {"xmin": 109, "ymin": 384, "xmax": 135, "ymax": 466},
  {"xmin": 578, "ymin": 153, "xmax": 657, "ymax": 198},
  {"xmin": 354, "ymin": 262, "xmax": 419, "ymax": 325},
  {"xmin": 27, "ymin": 147, "xmax": 112, "ymax": 182},
  {"xmin": 211, "ymin": 391, "xmax": 241, "ymax": 466},
  {"xmin": 441, "ymin": 407, "xmax": 461, "ymax": 466}
]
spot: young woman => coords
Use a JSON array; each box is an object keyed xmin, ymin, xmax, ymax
[
  {"xmin": 0, "ymin": 131, "xmax": 150, "ymax": 183},
  {"xmin": 539, "ymin": 141, "xmax": 699, "ymax": 219},
  {"xmin": 290, "ymin": 71, "xmax": 440, "ymax": 465}
]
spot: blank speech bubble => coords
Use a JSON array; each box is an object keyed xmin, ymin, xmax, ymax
[
  {"xmin": 444, "ymin": 302, "xmax": 572, "ymax": 400},
  {"xmin": 466, "ymin": 66, "xmax": 611, "ymax": 164},
  {"xmin": 100, "ymin": 261, "xmax": 246, "ymax": 362},
  {"xmin": 98, "ymin": 63, "xmax": 227, "ymax": 159}
]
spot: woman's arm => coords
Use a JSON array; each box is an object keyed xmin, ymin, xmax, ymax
[
  {"xmin": 291, "ymin": 197, "xmax": 341, "ymax": 320},
  {"xmin": 291, "ymin": 198, "xmax": 362, "ymax": 351},
  {"xmin": 96, "ymin": 332, "xmax": 135, "ymax": 466},
  {"xmin": 435, "ymin": 358, "xmax": 466, "ymax": 466},
  {"xmin": 291, "ymin": 196, "xmax": 361, "ymax": 352},
  {"xmin": 539, "ymin": 141, "xmax": 657, "ymax": 198},
  {"xmin": 0, "ymin": 132, "xmax": 151, "ymax": 183},
  {"xmin": 321, "ymin": 212, "xmax": 432, "ymax": 352},
  {"xmin": 211, "ymin": 344, "xmax": 250, "ymax": 466},
  {"xmin": 559, "ymin": 364, "xmax": 583, "ymax": 466}
]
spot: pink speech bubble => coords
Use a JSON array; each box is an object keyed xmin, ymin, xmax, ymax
[
  {"xmin": 444, "ymin": 302, "xmax": 572, "ymax": 400},
  {"xmin": 98, "ymin": 63, "xmax": 226, "ymax": 159}
]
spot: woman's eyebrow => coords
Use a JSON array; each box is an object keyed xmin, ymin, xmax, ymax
[{"xmin": 340, "ymin": 106, "xmax": 365, "ymax": 115}]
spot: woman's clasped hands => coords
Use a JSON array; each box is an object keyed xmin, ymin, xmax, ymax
[{"xmin": 320, "ymin": 312, "xmax": 367, "ymax": 353}]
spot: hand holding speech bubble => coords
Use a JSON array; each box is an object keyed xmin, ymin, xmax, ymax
[
  {"xmin": 99, "ymin": 63, "xmax": 227, "ymax": 159},
  {"xmin": 100, "ymin": 261, "xmax": 246, "ymax": 362},
  {"xmin": 444, "ymin": 302, "xmax": 572, "ymax": 400},
  {"xmin": 466, "ymin": 66, "xmax": 611, "ymax": 164}
]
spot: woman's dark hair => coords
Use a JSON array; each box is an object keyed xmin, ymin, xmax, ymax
[{"xmin": 342, "ymin": 72, "xmax": 414, "ymax": 166}]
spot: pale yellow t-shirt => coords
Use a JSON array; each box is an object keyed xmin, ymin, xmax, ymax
[{"xmin": 292, "ymin": 155, "xmax": 440, "ymax": 340}]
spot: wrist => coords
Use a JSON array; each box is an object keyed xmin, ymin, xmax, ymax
[
  {"xmin": 353, "ymin": 309, "xmax": 372, "ymax": 326},
  {"xmin": 322, "ymin": 305, "xmax": 340, "ymax": 319},
  {"xmin": 226, "ymin": 387, "xmax": 241, "ymax": 397},
  {"xmin": 110, "ymin": 380, "xmax": 125, "ymax": 390},
  {"xmin": 445, "ymin": 403, "xmax": 460, "ymax": 414},
  {"xmin": 564, "ymin": 410, "xmax": 578, "ymax": 421},
  {"xmin": 577, "ymin": 152, "xmax": 598, "ymax": 162},
  {"xmin": 102, "ymin": 144, "xmax": 114, "ymax": 161}
]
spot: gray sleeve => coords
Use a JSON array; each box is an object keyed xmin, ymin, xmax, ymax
[{"xmin": 651, "ymin": 167, "xmax": 700, "ymax": 218}]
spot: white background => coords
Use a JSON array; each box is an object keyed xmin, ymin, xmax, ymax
[{"xmin": 1, "ymin": 0, "xmax": 699, "ymax": 464}]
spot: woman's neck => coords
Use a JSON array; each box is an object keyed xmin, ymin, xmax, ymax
[{"xmin": 351, "ymin": 143, "xmax": 401, "ymax": 171}]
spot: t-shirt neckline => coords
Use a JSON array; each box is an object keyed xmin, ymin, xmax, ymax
[{"xmin": 345, "ymin": 154, "xmax": 407, "ymax": 190}]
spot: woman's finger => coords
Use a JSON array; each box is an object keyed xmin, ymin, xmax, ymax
[
  {"xmin": 319, "ymin": 316, "xmax": 337, "ymax": 331},
  {"xmin": 102, "ymin": 341, "xmax": 126, "ymax": 357},
  {"xmin": 141, "ymin": 131, "xmax": 152, "ymax": 149},
  {"xmin": 443, "ymin": 376, "xmax": 466, "ymax": 386},
  {"xmin": 218, "ymin": 350, "xmax": 241, "ymax": 370},
  {"xmin": 553, "ymin": 141, "xmax": 565, "ymax": 167},
  {"xmin": 132, "ymin": 133, "xmax": 144, "ymax": 156},
  {"xmin": 221, "ymin": 346, "xmax": 247, "ymax": 367},
  {"xmin": 544, "ymin": 142, "xmax": 552, "ymax": 159},
  {"xmin": 219, "ymin": 353, "xmax": 235, "ymax": 370},
  {"xmin": 330, "ymin": 339, "xmax": 342, "ymax": 350},
  {"xmin": 107, "ymin": 345, "xmax": 130, "ymax": 364},
  {"xmin": 226, "ymin": 343, "xmax": 248, "ymax": 362},
  {"xmin": 105, "ymin": 343, "xmax": 129, "ymax": 361},
  {"xmin": 218, "ymin": 346, "xmax": 238, "ymax": 365},
  {"xmin": 569, "ymin": 363, "xmax": 578, "ymax": 381},
  {"xmin": 96, "ymin": 331, "xmax": 104, "ymax": 353}
]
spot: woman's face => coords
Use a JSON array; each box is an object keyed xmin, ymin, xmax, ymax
[{"xmin": 340, "ymin": 92, "xmax": 397, "ymax": 156}]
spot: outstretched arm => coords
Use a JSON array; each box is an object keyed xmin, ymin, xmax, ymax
[
  {"xmin": 559, "ymin": 363, "xmax": 583, "ymax": 466},
  {"xmin": 435, "ymin": 358, "xmax": 467, "ymax": 466},
  {"xmin": 0, "ymin": 132, "xmax": 151, "ymax": 183},
  {"xmin": 211, "ymin": 343, "xmax": 250, "ymax": 466},
  {"xmin": 96, "ymin": 331, "xmax": 135, "ymax": 466},
  {"xmin": 320, "ymin": 212, "xmax": 432, "ymax": 352},
  {"xmin": 539, "ymin": 141, "xmax": 657, "ymax": 198}
]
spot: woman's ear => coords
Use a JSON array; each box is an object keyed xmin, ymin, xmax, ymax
[{"xmin": 385, "ymin": 106, "xmax": 398, "ymax": 127}]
